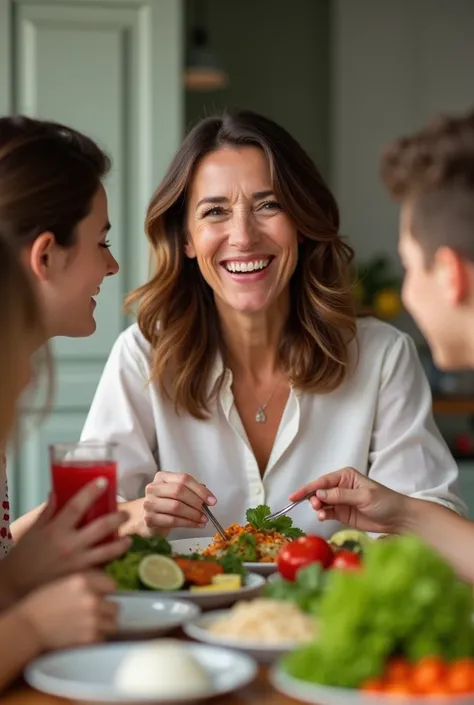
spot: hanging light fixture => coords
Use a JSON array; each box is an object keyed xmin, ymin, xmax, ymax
[{"xmin": 184, "ymin": 0, "xmax": 228, "ymax": 92}]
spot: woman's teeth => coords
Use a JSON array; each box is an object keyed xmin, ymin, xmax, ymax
[{"xmin": 224, "ymin": 258, "xmax": 270, "ymax": 273}]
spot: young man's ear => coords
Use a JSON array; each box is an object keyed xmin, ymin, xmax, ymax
[
  {"xmin": 435, "ymin": 247, "xmax": 469, "ymax": 305},
  {"xmin": 26, "ymin": 232, "xmax": 56, "ymax": 280}
]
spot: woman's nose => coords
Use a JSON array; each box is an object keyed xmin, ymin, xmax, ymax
[
  {"xmin": 105, "ymin": 249, "xmax": 120, "ymax": 276},
  {"xmin": 228, "ymin": 215, "xmax": 259, "ymax": 249}
]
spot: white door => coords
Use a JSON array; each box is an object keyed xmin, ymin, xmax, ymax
[{"xmin": 0, "ymin": 0, "xmax": 183, "ymax": 516}]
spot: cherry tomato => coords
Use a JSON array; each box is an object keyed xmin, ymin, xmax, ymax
[
  {"xmin": 412, "ymin": 656, "xmax": 447, "ymax": 694},
  {"xmin": 331, "ymin": 550, "xmax": 362, "ymax": 571},
  {"xmin": 277, "ymin": 536, "xmax": 334, "ymax": 581}
]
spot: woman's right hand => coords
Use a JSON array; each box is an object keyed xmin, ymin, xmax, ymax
[
  {"xmin": 2, "ymin": 478, "xmax": 131, "ymax": 600},
  {"xmin": 144, "ymin": 471, "xmax": 216, "ymax": 533},
  {"xmin": 17, "ymin": 571, "xmax": 118, "ymax": 651}
]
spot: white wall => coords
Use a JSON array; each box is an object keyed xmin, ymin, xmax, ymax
[{"xmin": 331, "ymin": 0, "xmax": 474, "ymax": 263}]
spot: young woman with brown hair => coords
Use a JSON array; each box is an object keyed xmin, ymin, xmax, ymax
[
  {"xmin": 0, "ymin": 115, "xmax": 130, "ymax": 592},
  {"xmin": 81, "ymin": 110, "xmax": 464, "ymax": 539},
  {"xmin": 0, "ymin": 235, "xmax": 118, "ymax": 690}
]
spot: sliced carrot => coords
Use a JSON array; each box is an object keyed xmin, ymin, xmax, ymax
[
  {"xmin": 360, "ymin": 678, "xmax": 386, "ymax": 693},
  {"xmin": 385, "ymin": 658, "xmax": 412, "ymax": 682},
  {"xmin": 446, "ymin": 659, "xmax": 474, "ymax": 694}
]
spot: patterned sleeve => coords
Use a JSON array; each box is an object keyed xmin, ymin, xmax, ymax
[{"xmin": 0, "ymin": 455, "xmax": 13, "ymax": 556}]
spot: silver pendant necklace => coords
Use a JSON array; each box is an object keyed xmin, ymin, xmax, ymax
[{"xmin": 254, "ymin": 381, "xmax": 281, "ymax": 423}]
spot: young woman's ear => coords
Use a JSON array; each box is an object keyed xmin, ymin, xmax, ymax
[{"xmin": 27, "ymin": 232, "xmax": 56, "ymax": 281}]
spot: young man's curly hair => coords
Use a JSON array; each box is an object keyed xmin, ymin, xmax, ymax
[{"xmin": 380, "ymin": 110, "xmax": 474, "ymax": 262}]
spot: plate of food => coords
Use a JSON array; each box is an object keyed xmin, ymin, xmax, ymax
[
  {"xmin": 105, "ymin": 534, "xmax": 265, "ymax": 609},
  {"xmin": 269, "ymin": 535, "xmax": 474, "ymax": 704},
  {"xmin": 184, "ymin": 598, "xmax": 317, "ymax": 663},
  {"xmin": 170, "ymin": 504, "xmax": 305, "ymax": 576},
  {"xmin": 25, "ymin": 639, "xmax": 258, "ymax": 703}
]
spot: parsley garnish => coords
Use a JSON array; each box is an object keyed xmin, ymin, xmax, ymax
[{"xmin": 246, "ymin": 504, "xmax": 305, "ymax": 538}]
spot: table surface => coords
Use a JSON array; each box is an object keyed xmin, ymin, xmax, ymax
[{"xmin": 3, "ymin": 666, "xmax": 300, "ymax": 705}]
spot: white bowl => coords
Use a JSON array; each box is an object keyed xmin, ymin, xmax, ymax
[
  {"xmin": 184, "ymin": 609, "xmax": 305, "ymax": 663},
  {"xmin": 170, "ymin": 536, "xmax": 278, "ymax": 576},
  {"xmin": 108, "ymin": 595, "xmax": 200, "ymax": 636},
  {"xmin": 116, "ymin": 571, "xmax": 265, "ymax": 610},
  {"xmin": 270, "ymin": 663, "xmax": 474, "ymax": 705},
  {"xmin": 25, "ymin": 641, "xmax": 258, "ymax": 703}
]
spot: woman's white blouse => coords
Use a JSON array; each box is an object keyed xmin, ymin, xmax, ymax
[{"xmin": 80, "ymin": 317, "xmax": 465, "ymax": 539}]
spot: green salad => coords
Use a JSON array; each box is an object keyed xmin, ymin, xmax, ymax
[
  {"xmin": 105, "ymin": 534, "xmax": 247, "ymax": 591},
  {"xmin": 283, "ymin": 535, "xmax": 474, "ymax": 689}
]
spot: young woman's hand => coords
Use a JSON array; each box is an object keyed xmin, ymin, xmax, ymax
[
  {"xmin": 2, "ymin": 478, "xmax": 131, "ymax": 600},
  {"xmin": 16, "ymin": 571, "xmax": 118, "ymax": 650}
]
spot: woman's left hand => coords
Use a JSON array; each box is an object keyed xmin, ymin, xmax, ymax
[{"xmin": 143, "ymin": 471, "xmax": 216, "ymax": 534}]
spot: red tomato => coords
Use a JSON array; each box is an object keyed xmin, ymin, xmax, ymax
[
  {"xmin": 277, "ymin": 536, "xmax": 334, "ymax": 581},
  {"xmin": 331, "ymin": 550, "xmax": 362, "ymax": 571}
]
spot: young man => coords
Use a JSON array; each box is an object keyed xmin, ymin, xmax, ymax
[{"xmin": 290, "ymin": 110, "xmax": 474, "ymax": 583}]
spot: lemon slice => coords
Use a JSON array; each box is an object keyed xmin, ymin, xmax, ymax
[
  {"xmin": 138, "ymin": 555, "xmax": 185, "ymax": 591},
  {"xmin": 211, "ymin": 574, "xmax": 242, "ymax": 590},
  {"xmin": 189, "ymin": 584, "xmax": 229, "ymax": 593}
]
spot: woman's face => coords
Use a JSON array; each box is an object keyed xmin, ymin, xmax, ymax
[
  {"xmin": 27, "ymin": 184, "xmax": 119, "ymax": 339},
  {"xmin": 185, "ymin": 146, "xmax": 299, "ymax": 316}
]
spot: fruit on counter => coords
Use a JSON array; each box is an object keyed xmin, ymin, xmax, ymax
[
  {"xmin": 283, "ymin": 535, "xmax": 474, "ymax": 688},
  {"xmin": 361, "ymin": 656, "xmax": 474, "ymax": 695},
  {"xmin": 331, "ymin": 550, "xmax": 362, "ymax": 571},
  {"xmin": 373, "ymin": 288, "xmax": 402, "ymax": 319},
  {"xmin": 277, "ymin": 536, "xmax": 334, "ymax": 582},
  {"xmin": 328, "ymin": 529, "xmax": 372, "ymax": 556},
  {"xmin": 115, "ymin": 639, "xmax": 211, "ymax": 697}
]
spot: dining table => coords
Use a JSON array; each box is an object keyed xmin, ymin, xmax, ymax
[
  {"xmin": 2, "ymin": 629, "xmax": 303, "ymax": 705},
  {"xmin": 4, "ymin": 667, "xmax": 300, "ymax": 705}
]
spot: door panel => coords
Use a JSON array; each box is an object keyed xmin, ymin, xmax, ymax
[{"xmin": 1, "ymin": 0, "xmax": 183, "ymax": 517}]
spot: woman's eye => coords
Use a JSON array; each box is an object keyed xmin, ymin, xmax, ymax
[
  {"xmin": 100, "ymin": 240, "xmax": 111, "ymax": 249},
  {"xmin": 259, "ymin": 200, "xmax": 281, "ymax": 211},
  {"xmin": 202, "ymin": 206, "xmax": 225, "ymax": 218}
]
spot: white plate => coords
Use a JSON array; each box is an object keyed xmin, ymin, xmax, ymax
[
  {"xmin": 116, "ymin": 572, "xmax": 265, "ymax": 609},
  {"xmin": 108, "ymin": 595, "xmax": 200, "ymax": 636},
  {"xmin": 184, "ymin": 609, "xmax": 304, "ymax": 663},
  {"xmin": 25, "ymin": 641, "xmax": 258, "ymax": 704},
  {"xmin": 171, "ymin": 536, "xmax": 278, "ymax": 576},
  {"xmin": 270, "ymin": 664, "xmax": 474, "ymax": 705}
]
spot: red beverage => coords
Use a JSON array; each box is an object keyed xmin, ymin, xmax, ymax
[
  {"xmin": 51, "ymin": 460, "xmax": 117, "ymax": 526},
  {"xmin": 49, "ymin": 442, "xmax": 118, "ymax": 539}
]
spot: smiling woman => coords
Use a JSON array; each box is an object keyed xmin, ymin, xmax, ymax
[{"xmin": 80, "ymin": 110, "xmax": 465, "ymax": 541}]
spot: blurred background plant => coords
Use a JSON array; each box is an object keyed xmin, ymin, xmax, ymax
[{"xmin": 353, "ymin": 255, "xmax": 402, "ymax": 320}]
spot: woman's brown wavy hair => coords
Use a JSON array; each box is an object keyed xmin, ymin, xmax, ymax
[
  {"xmin": 127, "ymin": 110, "xmax": 357, "ymax": 418},
  {"xmin": 0, "ymin": 234, "xmax": 48, "ymax": 443}
]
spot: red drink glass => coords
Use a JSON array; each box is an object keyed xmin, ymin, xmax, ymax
[{"xmin": 49, "ymin": 441, "xmax": 118, "ymax": 528}]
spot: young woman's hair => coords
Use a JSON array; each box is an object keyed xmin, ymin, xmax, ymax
[
  {"xmin": 0, "ymin": 115, "xmax": 110, "ymax": 248},
  {"xmin": 127, "ymin": 110, "xmax": 357, "ymax": 419},
  {"xmin": 381, "ymin": 109, "xmax": 474, "ymax": 264},
  {"xmin": 0, "ymin": 234, "xmax": 46, "ymax": 442}
]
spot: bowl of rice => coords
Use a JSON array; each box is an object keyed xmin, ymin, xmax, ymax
[{"xmin": 183, "ymin": 598, "xmax": 317, "ymax": 663}]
